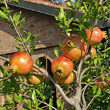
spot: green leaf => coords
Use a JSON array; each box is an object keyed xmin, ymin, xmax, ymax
[
  {"xmin": 67, "ymin": 18, "xmax": 73, "ymax": 28},
  {"xmin": 12, "ymin": 12, "xmax": 21, "ymax": 25},
  {"xmin": 58, "ymin": 6, "xmax": 64, "ymax": 20},
  {"xmin": 14, "ymin": 93, "xmax": 22, "ymax": 103},
  {"xmin": 57, "ymin": 99, "xmax": 61, "ymax": 107},
  {"xmin": 14, "ymin": 36, "xmax": 21, "ymax": 41},
  {"xmin": 13, "ymin": 0, "xmax": 19, "ymax": 4},
  {"xmin": 32, "ymin": 90, "xmax": 37, "ymax": 104},
  {"xmin": 23, "ymin": 99, "xmax": 32, "ymax": 109},
  {"xmin": 49, "ymin": 98, "xmax": 53, "ymax": 110},
  {"xmin": 6, "ymin": 95, "xmax": 14, "ymax": 104},
  {"xmin": 58, "ymin": 40, "xmax": 62, "ymax": 47},
  {"xmin": 15, "ymin": 45, "xmax": 21, "ymax": 51},
  {"xmin": 92, "ymin": 85, "xmax": 97, "ymax": 94},
  {"xmin": 0, "ymin": 105, "xmax": 3, "ymax": 110},
  {"xmin": 23, "ymin": 38, "xmax": 27, "ymax": 43},
  {"xmin": 0, "ymin": 10, "xmax": 9, "ymax": 19},
  {"xmin": 61, "ymin": 102, "xmax": 65, "ymax": 110},
  {"xmin": 54, "ymin": 47, "xmax": 59, "ymax": 57},
  {"xmin": 0, "ymin": 65, "xmax": 4, "ymax": 73},
  {"xmin": 96, "ymin": 88, "xmax": 101, "ymax": 96}
]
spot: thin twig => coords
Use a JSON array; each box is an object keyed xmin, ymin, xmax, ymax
[
  {"xmin": 0, "ymin": 74, "xmax": 14, "ymax": 82},
  {"xmin": 82, "ymin": 72, "xmax": 110, "ymax": 92},
  {"xmin": 4, "ymin": 0, "xmax": 29, "ymax": 54},
  {"xmin": 22, "ymin": 95, "xmax": 57, "ymax": 110},
  {"xmin": 86, "ymin": 96, "xmax": 96, "ymax": 110},
  {"xmin": 0, "ymin": 56, "xmax": 9, "ymax": 62}
]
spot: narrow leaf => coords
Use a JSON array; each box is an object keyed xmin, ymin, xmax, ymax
[{"xmin": 0, "ymin": 10, "xmax": 9, "ymax": 19}]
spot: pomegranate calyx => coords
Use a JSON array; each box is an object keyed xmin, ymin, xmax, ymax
[
  {"xmin": 55, "ymin": 67, "xmax": 63, "ymax": 76},
  {"xmin": 9, "ymin": 64, "xmax": 18, "ymax": 74},
  {"xmin": 102, "ymin": 31, "xmax": 107, "ymax": 39},
  {"xmin": 67, "ymin": 40, "xmax": 75, "ymax": 48}
]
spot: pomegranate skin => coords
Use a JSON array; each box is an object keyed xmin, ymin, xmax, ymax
[
  {"xmin": 86, "ymin": 27, "xmax": 103, "ymax": 46},
  {"xmin": 9, "ymin": 52, "xmax": 33, "ymax": 76},
  {"xmin": 90, "ymin": 46, "xmax": 97, "ymax": 59},
  {"xmin": 54, "ymin": 72, "xmax": 75, "ymax": 85},
  {"xmin": 62, "ymin": 36, "xmax": 87, "ymax": 61},
  {"xmin": 27, "ymin": 74, "xmax": 46, "ymax": 85},
  {"xmin": 51, "ymin": 56, "xmax": 73, "ymax": 79}
]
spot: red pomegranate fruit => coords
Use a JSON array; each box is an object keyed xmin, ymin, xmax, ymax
[
  {"xmin": 51, "ymin": 56, "xmax": 73, "ymax": 79},
  {"xmin": 9, "ymin": 52, "xmax": 33, "ymax": 76},
  {"xmin": 96, "ymin": 77, "xmax": 110, "ymax": 88},
  {"xmin": 62, "ymin": 36, "xmax": 87, "ymax": 61},
  {"xmin": 54, "ymin": 72, "xmax": 75, "ymax": 85},
  {"xmin": 86, "ymin": 27, "xmax": 104, "ymax": 46}
]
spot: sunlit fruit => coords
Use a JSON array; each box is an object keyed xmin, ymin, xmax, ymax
[
  {"xmin": 86, "ymin": 27, "xmax": 104, "ymax": 46},
  {"xmin": 27, "ymin": 67, "xmax": 46, "ymax": 85},
  {"xmin": 54, "ymin": 72, "xmax": 75, "ymax": 85},
  {"xmin": 62, "ymin": 36, "xmax": 87, "ymax": 61},
  {"xmin": 27, "ymin": 74, "xmax": 46, "ymax": 85},
  {"xmin": 51, "ymin": 56, "xmax": 73, "ymax": 79},
  {"xmin": 90, "ymin": 46, "xmax": 97, "ymax": 59},
  {"xmin": 9, "ymin": 52, "xmax": 33, "ymax": 76}
]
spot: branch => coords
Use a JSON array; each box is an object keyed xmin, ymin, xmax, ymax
[
  {"xmin": 0, "ymin": 74, "xmax": 14, "ymax": 82},
  {"xmin": 0, "ymin": 56, "xmax": 9, "ymax": 62},
  {"xmin": 81, "ymin": 87, "xmax": 86, "ymax": 110},
  {"xmin": 80, "ymin": 66, "xmax": 101, "ymax": 81},
  {"xmin": 74, "ymin": 58, "xmax": 85, "ymax": 106},
  {"xmin": 0, "ymin": 55, "xmax": 74, "ymax": 105},
  {"xmin": 86, "ymin": 96, "xmax": 96, "ymax": 110},
  {"xmin": 22, "ymin": 94, "xmax": 57, "ymax": 110},
  {"xmin": 4, "ymin": 0, "xmax": 29, "ymax": 54},
  {"xmin": 33, "ymin": 64, "xmax": 75, "ymax": 106},
  {"xmin": 99, "ymin": 0, "xmax": 104, "ymax": 5},
  {"xmin": 82, "ymin": 72, "xmax": 110, "ymax": 92}
]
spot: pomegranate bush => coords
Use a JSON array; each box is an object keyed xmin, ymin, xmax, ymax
[{"xmin": 0, "ymin": 0, "xmax": 110, "ymax": 110}]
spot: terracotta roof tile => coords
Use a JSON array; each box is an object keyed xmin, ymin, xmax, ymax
[{"xmin": 25, "ymin": 0, "xmax": 69, "ymax": 9}]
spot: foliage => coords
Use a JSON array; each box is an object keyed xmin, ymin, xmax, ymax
[{"xmin": 0, "ymin": 0, "xmax": 110, "ymax": 110}]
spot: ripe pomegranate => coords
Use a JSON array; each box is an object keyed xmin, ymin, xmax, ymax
[
  {"xmin": 96, "ymin": 77, "xmax": 110, "ymax": 88},
  {"xmin": 54, "ymin": 72, "xmax": 75, "ymax": 85},
  {"xmin": 90, "ymin": 46, "xmax": 97, "ymax": 59},
  {"xmin": 27, "ymin": 67, "xmax": 46, "ymax": 85},
  {"xmin": 86, "ymin": 27, "xmax": 104, "ymax": 46},
  {"xmin": 27, "ymin": 74, "xmax": 46, "ymax": 85},
  {"xmin": 51, "ymin": 56, "xmax": 73, "ymax": 79},
  {"xmin": 9, "ymin": 52, "xmax": 33, "ymax": 76},
  {"xmin": 62, "ymin": 36, "xmax": 87, "ymax": 61}
]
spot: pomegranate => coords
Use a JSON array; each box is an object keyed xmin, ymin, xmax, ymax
[
  {"xmin": 86, "ymin": 27, "xmax": 103, "ymax": 46},
  {"xmin": 9, "ymin": 52, "xmax": 33, "ymax": 76},
  {"xmin": 51, "ymin": 56, "xmax": 73, "ymax": 79},
  {"xmin": 96, "ymin": 77, "xmax": 110, "ymax": 88},
  {"xmin": 54, "ymin": 72, "xmax": 75, "ymax": 85},
  {"xmin": 90, "ymin": 46, "xmax": 97, "ymax": 59},
  {"xmin": 62, "ymin": 36, "xmax": 87, "ymax": 61},
  {"xmin": 27, "ymin": 74, "xmax": 46, "ymax": 85},
  {"xmin": 27, "ymin": 67, "xmax": 46, "ymax": 85}
]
